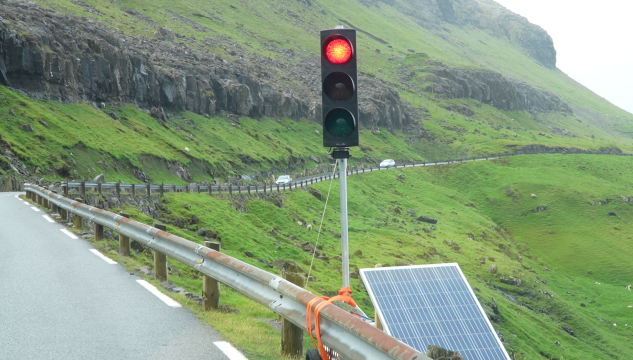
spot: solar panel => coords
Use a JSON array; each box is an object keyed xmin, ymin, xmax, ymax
[{"xmin": 360, "ymin": 263, "xmax": 510, "ymax": 360}]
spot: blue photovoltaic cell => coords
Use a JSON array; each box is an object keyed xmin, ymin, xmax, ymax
[{"xmin": 360, "ymin": 264, "xmax": 510, "ymax": 360}]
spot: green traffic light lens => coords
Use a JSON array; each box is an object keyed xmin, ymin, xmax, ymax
[
  {"xmin": 323, "ymin": 72, "xmax": 354, "ymax": 101},
  {"xmin": 324, "ymin": 108, "xmax": 355, "ymax": 138}
]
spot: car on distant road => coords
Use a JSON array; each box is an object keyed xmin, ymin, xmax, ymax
[
  {"xmin": 379, "ymin": 159, "xmax": 396, "ymax": 168},
  {"xmin": 275, "ymin": 175, "xmax": 293, "ymax": 185}
]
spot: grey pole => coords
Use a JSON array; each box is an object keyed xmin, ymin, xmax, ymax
[{"xmin": 339, "ymin": 158, "xmax": 350, "ymax": 289}]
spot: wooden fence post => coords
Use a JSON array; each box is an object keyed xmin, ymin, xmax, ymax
[
  {"xmin": 160, "ymin": 183, "xmax": 164, "ymax": 197},
  {"xmin": 116, "ymin": 181, "xmax": 120, "ymax": 197},
  {"xmin": 282, "ymin": 271, "xmax": 305, "ymax": 357},
  {"xmin": 119, "ymin": 212, "xmax": 131, "ymax": 256},
  {"xmin": 64, "ymin": 181, "xmax": 69, "ymax": 197},
  {"xmin": 94, "ymin": 221, "xmax": 104, "ymax": 241},
  {"xmin": 248, "ymin": 185, "xmax": 251, "ymax": 195},
  {"xmin": 74, "ymin": 212, "xmax": 82, "ymax": 230},
  {"xmin": 153, "ymin": 223, "xmax": 168, "ymax": 281},
  {"xmin": 203, "ymin": 241, "xmax": 221, "ymax": 310},
  {"xmin": 97, "ymin": 183, "xmax": 102, "ymax": 196},
  {"xmin": 80, "ymin": 181, "xmax": 86, "ymax": 199},
  {"xmin": 132, "ymin": 184, "xmax": 136, "ymax": 196},
  {"xmin": 147, "ymin": 183, "xmax": 151, "ymax": 196},
  {"xmin": 229, "ymin": 184, "xmax": 232, "ymax": 196}
]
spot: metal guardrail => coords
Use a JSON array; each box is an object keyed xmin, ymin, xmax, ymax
[
  {"xmin": 24, "ymin": 183, "xmax": 429, "ymax": 360},
  {"xmin": 55, "ymin": 150, "xmax": 633, "ymax": 197}
]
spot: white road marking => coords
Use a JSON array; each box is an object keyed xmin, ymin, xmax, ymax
[
  {"xmin": 214, "ymin": 341, "xmax": 249, "ymax": 360},
  {"xmin": 136, "ymin": 280, "xmax": 181, "ymax": 308},
  {"xmin": 60, "ymin": 229, "xmax": 78, "ymax": 239},
  {"xmin": 43, "ymin": 215, "xmax": 55, "ymax": 223},
  {"xmin": 23, "ymin": 202, "xmax": 29, "ymax": 205},
  {"xmin": 89, "ymin": 249, "xmax": 118, "ymax": 264},
  {"xmin": 31, "ymin": 207, "xmax": 40, "ymax": 212}
]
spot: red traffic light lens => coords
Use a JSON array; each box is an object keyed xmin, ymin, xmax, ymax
[{"xmin": 325, "ymin": 38, "xmax": 352, "ymax": 64}]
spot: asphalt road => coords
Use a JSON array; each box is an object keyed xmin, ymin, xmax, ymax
[{"xmin": 0, "ymin": 192, "xmax": 239, "ymax": 360}]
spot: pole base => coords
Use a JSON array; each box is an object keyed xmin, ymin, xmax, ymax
[{"xmin": 331, "ymin": 147, "xmax": 351, "ymax": 159}]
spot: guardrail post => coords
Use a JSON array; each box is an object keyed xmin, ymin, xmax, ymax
[
  {"xmin": 247, "ymin": 185, "xmax": 251, "ymax": 195},
  {"xmin": 116, "ymin": 181, "xmax": 120, "ymax": 197},
  {"xmin": 186, "ymin": 185, "xmax": 190, "ymax": 193},
  {"xmin": 203, "ymin": 241, "xmax": 221, "ymax": 310},
  {"xmin": 74, "ymin": 212, "xmax": 82, "ymax": 230},
  {"xmin": 282, "ymin": 271, "xmax": 305, "ymax": 357},
  {"xmin": 147, "ymin": 183, "xmax": 151, "ymax": 196},
  {"xmin": 277, "ymin": 183, "xmax": 280, "ymax": 192},
  {"xmin": 94, "ymin": 221, "xmax": 104, "ymax": 241},
  {"xmin": 64, "ymin": 181, "xmax": 69, "ymax": 197},
  {"xmin": 132, "ymin": 184, "xmax": 136, "ymax": 196},
  {"xmin": 229, "ymin": 185, "xmax": 232, "ymax": 196},
  {"xmin": 172, "ymin": 184, "xmax": 176, "ymax": 193},
  {"xmin": 60, "ymin": 207, "xmax": 68, "ymax": 221},
  {"xmin": 160, "ymin": 183, "xmax": 164, "ymax": 197},
  {"xmin": 97, "ymin": 183, "xmax": 102, "ymax": 196},
  {"xmin": 153, "ymin": 223, "xmax": 168, "ymax": 281},
  {"xmin": 51, "ymin": 199, "xmax": 58, "ymax": 213},
  {"xmin": 264, "ymin": 183, "xmax": 267, "ymax": 195},
  {"xmin": 119, "ymin": 212, "xmax": 131, "ymax": 256},
  {"xmin": 80, "ymin": 181, "xmax": 86, "ymax": 199},
  {"xmin": 209, "ymin": 185, "xmax": 213, "ymax": 196}
]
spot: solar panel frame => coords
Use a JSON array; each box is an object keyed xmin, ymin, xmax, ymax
[{"xmin": 360, "ymin": 263, "xmax": 510, "ymax": 360}]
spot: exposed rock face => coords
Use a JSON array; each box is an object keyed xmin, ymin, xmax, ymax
[
  {"xmin": 423, "ymin": 66, "xmax": 571, "ymax": 114},
  {"xmin": 0, "ymin": 3, "xmax": 310, "ymax": 119},
  {"xmin": 0, "ymin": 2, "xmax": 416, "ymax": 133},
  {"xmin": 398, "ymin": 0, "xmax": 557, "ymax": 68}
]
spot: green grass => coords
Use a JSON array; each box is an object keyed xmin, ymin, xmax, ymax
[
  {"xmin": 58, "ymin": 153, "xmax": 632, "ymax": 359},
  {"xmin": 5, "ymin": 0, "xmax": 633, "ymax": 357}
]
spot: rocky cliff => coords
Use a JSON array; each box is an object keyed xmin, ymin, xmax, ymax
[
  {"xmin": 0, "ymin": 1, "xmax": 414, "ymax": 133},
  {"xmin": 396, "ymin": 0, "xmax": 557, "ymax": 68},
  {"xmin": 0, "ymin": 0, "xmax": 567, "ymax": 134},
  {"xmin": 422, "ymin": 63, "xmax": 572, "ymax": 114}
]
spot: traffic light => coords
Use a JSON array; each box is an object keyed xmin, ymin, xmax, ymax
[{"xmin": 321, "ymin": 28, "xmax": 358, "ymax": 148}]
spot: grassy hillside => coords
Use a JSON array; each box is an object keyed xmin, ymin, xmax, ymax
[
  {"xmin": 23, "ymin": 0, "xmax": 633, "ymax": 133},
  {"xmin": 3, "ymin": 0, "xmax": 633, "ymax": 358},
  {"xmin": 84, "ymin": 153, "xmax": 633, "ymax": 359},
  {"xmin": 1, "ymin": 86, "xmax": 631, "ymax": 184}
]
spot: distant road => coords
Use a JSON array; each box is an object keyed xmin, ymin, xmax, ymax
[{"xmin": 0, "ymin": 192, "xmax": 239, "ymax": 359}]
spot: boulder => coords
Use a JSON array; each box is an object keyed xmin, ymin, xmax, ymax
[
  {"xmin": 93, "ymin": 173, "xmax": 105, "ymax": 183},
  {"xmin": 488, "ymin": 264, "xmax": 498, "ymax": 274},
  {"xmin": 417, "ymin": 215, "xmax": 438, "ymax": 224},
  {"xmin": 426, "ymin": 345, "xmax": 464, "ymax": 360},
  {"xmin": 197, "ymin": 228, "xmax": 206, "ymax": 237}
]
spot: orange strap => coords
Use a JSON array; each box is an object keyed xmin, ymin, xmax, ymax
[{"xmin": 306, "ymin": 287, "xmax": 357, "ymax": 360}]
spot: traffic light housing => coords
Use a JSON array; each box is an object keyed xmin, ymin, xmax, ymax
[{"xmin": 321, "ymin": 28, "xmax": 359, "ymax": 147}]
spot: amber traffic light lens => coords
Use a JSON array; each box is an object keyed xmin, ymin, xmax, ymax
[{"xmin": 323, "ymin": 72, "xmax": 354, "ymax": 101}]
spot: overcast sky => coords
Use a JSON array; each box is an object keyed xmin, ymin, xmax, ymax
[{"xmin": 493, "ymin": 0, "xmax": 633, "ymax": 115}]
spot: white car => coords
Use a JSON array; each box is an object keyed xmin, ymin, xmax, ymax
[
  {"xmin": 275, "ymin": 175, "xmax": 293, "ymax": 185},
  {"xmin": 379, "ymin": 159, "xmax": 396, "ymax": 168}
]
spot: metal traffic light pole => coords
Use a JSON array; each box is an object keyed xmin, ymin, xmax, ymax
[{"xmin": 332, "ymin": 148, "xmax": 351, "ymax": 288}]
